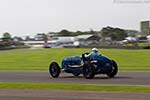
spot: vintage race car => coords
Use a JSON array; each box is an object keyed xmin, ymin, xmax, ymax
[{"xmin": 49, "ymin": 53, "xmax": 118, "ymax": 79}]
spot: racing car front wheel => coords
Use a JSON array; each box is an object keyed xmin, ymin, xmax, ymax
[
  {"xmin": 83, "ymin": 62, "xmax": 95, "ymax": 79},
  {"xmin": 106, "ymin": 60, "xmax": 118, "ymax": 78},
  {"xmin": 49, "ymin": 62, "xmax": 60, "ymax": 78}
]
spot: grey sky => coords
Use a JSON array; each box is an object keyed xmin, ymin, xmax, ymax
[{"xmin": 0, "ymin": 0, "xmax": 150, "ymax": 37}]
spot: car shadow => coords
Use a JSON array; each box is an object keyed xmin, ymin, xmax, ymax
[
  {"xmin": 60, "ymin": 75, "xmax": 132, "ymax": 79},
  {"xmin": 94, "ymin": 76, "xmax": 132, "ymax": 79},
  {"xmin": 60, "ymin": 76, "xmax": 83, "ymax": 79}
]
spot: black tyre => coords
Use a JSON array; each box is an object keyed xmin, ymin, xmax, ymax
[
  {"xmin": 72, "ymin": 73, "xmax": 80, "ymax": 77},
  {"xmin": 49, "ymin": 62, "xmax": 60, "ymax": 78},
  {"xmin": 83, "ymin": 62, "xmax": 95, "ymax": 79},
  {"xmin": 107, "ymin": 60, "xmax": 118, "ymax": 78}
]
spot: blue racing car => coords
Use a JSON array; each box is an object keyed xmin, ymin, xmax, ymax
[{"xmin": 49, "ymin": 53, "xmax": 118, "ymax": 79}]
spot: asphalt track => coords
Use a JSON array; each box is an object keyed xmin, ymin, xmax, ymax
[
  {"xmin": 0, "ymin": 89, "xmax": 150, "ymax": 100},
  {"xmin": 0, "ymin": 71, "xmax": 150, "ymax": 85},
  {"xmin": 0, "ymin": 71, "xmax": 150, "ymax": 100}
]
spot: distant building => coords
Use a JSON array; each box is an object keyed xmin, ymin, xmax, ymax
[
  {"xmin": 23, "ymin": 36, "xmax": 78, "ymax": 48},
  {"xmin": 75, "ymin": 35, "xmax": 93, "ymax": 41},
  {"xmin": 147, "ymin": 35, "xmax": 150, "ymax": 42},
  {"xmin": 0, "ymin": 38, "xmax": 2, "ymax": 42},
  {"xmin": 34, "ymin": 33, "xmax": 45, "ymax": 41},
  {"xmin": 75, "ymin": 34, "xmax": 101, "ymax": 45},
  {"xmin": 13, "ymin": 37, "xmax": 23, "ymax": 41},
  {"xmin": 141, "ymin": 21, "xmax": 150, "ymax": 35},
  {"xmin": 125, "ymin": 37, "xmax": 137, "ymax": 43},
  {"xmin": 57, "ymin": 37, "xmax": 75, "ymax": 43},
  {"xmin": 125, "ymin": 30, "xmax": 139, "ymax": 37},
  {"xmin": 47, "ymin": 33, "xmax": 58, "ymax": 37}
]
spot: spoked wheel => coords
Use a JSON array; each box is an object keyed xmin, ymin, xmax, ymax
[
  {"xmin": 49, "ymin": 62, "xmax": 60, "ymax": 78},
  {"xmin": 107, "ymin": 60, "xmax": 118, "ymax": 78},
  {"xmin": 83, "ymin": 62, "xmax": 95, "ymax": 79}
]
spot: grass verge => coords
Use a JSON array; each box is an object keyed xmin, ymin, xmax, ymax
[
  {"xmin": 0, "ymin": 82, "xmax": 150, "ymax": 92},
  {"xmin": 0, "ymin": 48, "xmax": 150, "ymax": 70}
]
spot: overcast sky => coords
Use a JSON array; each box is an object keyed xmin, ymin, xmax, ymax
[{"xmin": 0, "ymin": 0, "xmax": 150, "ymax": 37}]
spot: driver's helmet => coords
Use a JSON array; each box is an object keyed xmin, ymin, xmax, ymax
[{"xmin": 92, "ymin": 48, "xmax": 98, "ymax": 53}]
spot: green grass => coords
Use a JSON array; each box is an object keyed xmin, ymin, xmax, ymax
[
  {"xmin": 0, "ymin": 82, "xmax": 150, "ymax": 92},
  {"xmin": 0, "ymin": 48, "xmax": 150, "ymax": 70},
  {"xmin": 127, "ymin": 42, "xmax": 150, "ymax": 47}
]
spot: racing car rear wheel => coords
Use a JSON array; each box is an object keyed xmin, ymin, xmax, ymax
[
  {"xmin": 83, "ymin": 62, "xmax": 95, "ymax": 79},
  {"xmin": 106, "ymin": 60, "xmax": 118, "ymax": 78},
  {"xmin": 49, "ymin": 62, "xmax": 60, "ymax": 78}
]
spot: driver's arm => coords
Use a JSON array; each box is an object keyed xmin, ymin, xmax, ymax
[{"xmin": 85, "ymin": 52, "xmax": 92, "ymax": 58}]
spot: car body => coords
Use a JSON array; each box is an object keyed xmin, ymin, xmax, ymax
[{"xmin": 49, "ymin": 53, "xmax": 118, "ymax": 79}]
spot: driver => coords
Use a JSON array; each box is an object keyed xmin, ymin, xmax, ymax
[{"xmin": 85, "ymin": 48, "xmax": 99, "ymax": 59}]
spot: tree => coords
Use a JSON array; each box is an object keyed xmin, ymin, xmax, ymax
[
  {"xmin": 25, "ymin": 36, "xmax": 30, "ymax": 41},
  {"xmin": 89, "ymin": 28, "xmax": 95, "ymax": 34},
  {"xmin": 13, "ymin": 36, "xmax": 23, "ymax": 41},
  {"xmin": 3, "ymin": 32, "xmax": 11, "ymax": 39},
  {"xmin": 43, "ymin": 34, "xmax": 48, "ymax": 43},
  {"xmin": 1, "ymin": 32, "xmax": 13, "ymax": 46},
  {"xmin": 58, "ymin": 29, "xmax": 72, "ymax": 36},
  {"xmin": 101, "ymin": 26, "xmax": 127, "ymax": 41}
]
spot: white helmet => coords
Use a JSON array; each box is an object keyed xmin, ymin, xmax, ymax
[{"xmin": 92, "ymin": 48, "xmax": 98, "ymax": 52}]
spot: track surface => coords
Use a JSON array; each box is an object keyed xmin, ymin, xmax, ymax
[
  {"xmin": 0, "ymin": 71, "xmax": 150, "ymax": 85},
  {"xmin": 0, "ymin": 89, "xmax": 150, "ymax": 100},
  {"xmin": 0, "ymin": 71, "xmax": 150, "ymax": 100}
]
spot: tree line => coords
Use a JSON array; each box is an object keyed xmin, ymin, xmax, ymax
[{"xmin": 1, "ymin": 26, "xmax": 138, "ymax": 41}]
